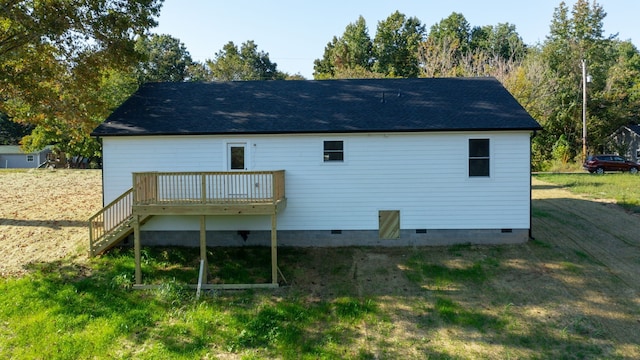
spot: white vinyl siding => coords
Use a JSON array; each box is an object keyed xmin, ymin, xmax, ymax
[
  {"xmin": 102, "ymin": 136, "xmax": 224, "ymax": 203},
  {"xmin": 102, "ymin": 131, "xmax": 532, "ymax": 232}
]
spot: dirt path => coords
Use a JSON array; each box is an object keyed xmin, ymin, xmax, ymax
[
  {"xmin": 532, "ymin": 178, "xmax": 640, "ymax": 293},
  {"xmin": 0, "ymin": 170, "xmax": 102, "ymax": 277}
]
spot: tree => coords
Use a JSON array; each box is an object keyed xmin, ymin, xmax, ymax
[
  {"xmin": 206, "ymin": 41, "xmax": 284, "ymax": 81},
  {"xmin": 0, "ymin": 0, "xmax": 162, "ymax": 158},
  {"xmin": 373, "ymin": 11, "xmax": 425, "ymax": 77},
  {"xmin": 0, "ymin": 112, "xmax": 32, "ymax": 145},
  {"xmin": 539, "ymin": 0, "xmax": 611, "ymax": 160},
  {"xmin": 470, "ymin": 23, "xmax": 526, "ymax": 62},
  {"xmin": 313, "ymin": 16, "xmax": 374, "ymax": 79},
  {"xmin": 185, "ymin": 62, "xmax": 212, "ymax": 82},
  {"xmin": 594, "ymin": 40, "xmax": 640, "ymax": 147},
  {"xmin": 427, "ymin": 12, "xmax": 471, "ymax": 57},
  {"xmin": 135, "ymin": 34, "xmax": 195, "ymax": 82},
  {"xmin": 423, "ymin": 13, "xmax": 482, "ymax": 77},
  {"xmin": 420, "ymin": 14, "xmax": 525, "ymax": 79},
  {"xmin": 313, "ymin": 37, "xmax": 339, "ymax": 78}
]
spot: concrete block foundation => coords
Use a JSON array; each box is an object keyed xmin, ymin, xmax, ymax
[{"xmin": 131, "ymin": 229, "xmax": 530, "ymax": 247}]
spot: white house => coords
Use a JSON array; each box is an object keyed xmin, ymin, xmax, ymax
[{"xmin": 91, "ymin": 78, "xmax": 541, "ymax": 253}]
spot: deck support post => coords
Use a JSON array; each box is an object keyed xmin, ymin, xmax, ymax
[
  {"xmin": 134, "ymin": 215, "xmax": 142, "ymax": 285},
  {"xmin": 271, "ymin": 213, "xmax": 278, "ymax": 285},
  {"xmin": 199, "ymin": 215, "xmax": 208, "ymax": 280}
]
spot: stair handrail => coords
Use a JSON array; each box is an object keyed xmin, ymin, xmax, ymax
[{"xmin": 88, "ymin": 188, "xmax": 133, "ymax": 256}]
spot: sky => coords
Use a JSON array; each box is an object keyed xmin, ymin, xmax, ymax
[{"xmin": 153, "ymin": 0, "xmax": 639, "ymax": 79}]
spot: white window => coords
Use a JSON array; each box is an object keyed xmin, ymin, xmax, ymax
[
  {"xmin": 323, "ymin": 140, "xmax": 344, "ymax": 162},
  {"xmin": 469, "ymin": 139, "xmax": 490, "ymax": 177}
]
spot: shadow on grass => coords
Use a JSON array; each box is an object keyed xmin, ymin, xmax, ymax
[
  {"xmin": 0, "ymin": 218, "xmax": 88, "ymax": 229},
  {"xmin": 6, "ymin": 193, "xmax": 640, "ymax": 360}
]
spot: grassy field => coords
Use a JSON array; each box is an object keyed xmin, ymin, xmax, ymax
[
  {"xmin": 1, "ymin": 171, "xmax": 639, "ymax": 359},
  {"xmin": 535, "ymin": 172, "xmax": 640, "ymax": 213}
]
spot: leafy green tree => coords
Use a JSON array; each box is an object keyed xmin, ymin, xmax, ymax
[
  {"xmin": 314, "ymin": 36, "xmax": 339, "ymax": 78},
  {"xmin": 538, "ymin": 0, "xmax": 611, "ymax": 160},
  {"xmin": 470, "ymin": 23, "xmax": 526, "ymax": 62},
  {"xmin": 427, "ymin": 12, "xmax": 471, "ymax": 58},
  {"xmin": 0, "ymin": 0, "xmax": 162, "ymax": 159},
  {"xmin": 313, "ymin": 16, "xmax": 374, "ymax": 79},
  {"xmin": 592, "ymin": 40, "xmax": 640, "ymax": 148},
  {"xmin": 373, "ymin": 11, "xmax": 425, "ymax": 77},
  {"xmin": 135, "ymin": 34, "xmax": 195, "ymax": 82},
  {"xmin": 185, "ymin": 62, "xmax": 212, "ymax": 82},
  {"xmin": 206, "ymin": 41, "xmax": 284, "ymax": 81}
]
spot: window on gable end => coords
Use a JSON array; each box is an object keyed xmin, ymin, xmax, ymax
[{"xmin": 469, "ymin": 139, "xmax": 490, "ymax": 177}]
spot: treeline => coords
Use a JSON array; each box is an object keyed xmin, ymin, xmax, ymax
[
  {"xmin": 1, "ymin": 1, "xmax": 639, "ymax": 170},
  {"xmin": 312, "ymin": 4, "xmax": 640, "ymax": 169}
]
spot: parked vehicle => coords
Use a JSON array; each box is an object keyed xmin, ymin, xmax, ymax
[{"xmin": 583, "ymin": 154, "xmax": 640, "ymax": 174}]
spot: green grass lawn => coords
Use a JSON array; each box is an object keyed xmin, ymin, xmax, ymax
[
  {"xmin": 2, "ymin": 173, "xmax": 639, "ymax": 359},
  {"xmin": 0, "ymin": 248, "xmax": 382, "ymax": 359},
  {"xmin": 2, "ymin": 243, "xmax": 632, "ymax": 359},
  {"xmin": 535, "ymin": 172, "xmax": 640, "ymax": 213}
]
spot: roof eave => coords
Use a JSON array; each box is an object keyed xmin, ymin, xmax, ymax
[{"xmin": 92, "ymin": 126, "xmax": 543, "ymax": 138}]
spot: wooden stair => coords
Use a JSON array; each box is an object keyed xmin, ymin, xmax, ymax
[
  {"xmin": 89, "ymin": 215, "xmax": 151, "ymax": 256},
  {"xmin": 89, "ymin": 188, "xmax": 151, "ymax": 256}
]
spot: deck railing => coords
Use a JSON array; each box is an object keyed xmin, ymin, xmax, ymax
[
  {"xmin": 132, "ymin": 170, "xmax": 285, "ymax": 206},
  {"xmin": 88, "ymin": 188, "xmax": 133, "ymax": 256}
]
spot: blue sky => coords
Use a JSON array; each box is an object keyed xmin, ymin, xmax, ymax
[{"xmin": 153, "ymin": 0, "xmax": 639, "ymax": 79}]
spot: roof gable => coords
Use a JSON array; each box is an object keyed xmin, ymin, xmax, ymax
[
  {"xmin": 0, "ymin": 145, "xmax": 48, "ymax": 155},
  {"xmin": 627, "ymin": 124, "xmax": 640, "ymax": 136},
  {"xmin": 92, "ymin": 78, "xmax": 542, "ymax": 136}
]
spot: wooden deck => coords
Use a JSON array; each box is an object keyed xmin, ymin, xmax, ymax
[
  {"xmin": 132, "ymin": 170, "xmax": 286, "ymax": 214},
  {"xmin": 132, "ymin": 170, "xmax": 286, "ymax": 287},
  {"xmin": 89, "ymin": 170, "xmax": 286, "ymax": 289}
]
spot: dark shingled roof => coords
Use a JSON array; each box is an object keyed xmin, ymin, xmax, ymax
[
  {"xmin": 627, "ymin": 124, "xmax": 640, "ymax": 136},
  {"xmin": 92, "ymin": 77, "xmax": 542, "ymax": 136}
]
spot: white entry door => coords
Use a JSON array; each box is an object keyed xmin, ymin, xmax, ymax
[
  {"xmin": 227, "ymin": 142, "xmax": 247, "ymax": 170},
  {"xmin": 226, "ymin": 142, "xmax": 248, "ymax": 198}
]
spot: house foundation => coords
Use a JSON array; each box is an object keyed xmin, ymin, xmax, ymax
[{"xmin": 134, "ymin": 228, "xmax": 529, "ymax": 247}]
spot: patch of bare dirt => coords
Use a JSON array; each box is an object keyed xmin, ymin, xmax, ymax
[{"xmin": 0, "ymin": 169, "xmax": 102, "ymax": 277}]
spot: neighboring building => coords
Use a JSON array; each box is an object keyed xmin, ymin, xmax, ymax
[
  {"xmin": 91, "ymin": 78, "xmax": 542, "ymax": 251},
  {"xmin": 608, "ymin": 124, "xmax": 640, "ymax": 162},
  {"xmin": 0, "ymin": 145, "xmax": 51, "ymax": 169}
]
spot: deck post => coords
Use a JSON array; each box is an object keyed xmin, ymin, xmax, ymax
[
  {"xmin": 134, "ymin": 215, "xmax": 142, "ymax": 285},
  {"xmin": 200, "ymin": 215, "xmax": 208, "ymax": 279},
  {"xmin": 271, "ymin": 213, "xmax": 278, "ymax": 285}
]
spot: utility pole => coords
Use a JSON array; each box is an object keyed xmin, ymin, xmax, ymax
[{"xmin": 581, "ymin": 59, "xmax": 588, "ymax": 162}]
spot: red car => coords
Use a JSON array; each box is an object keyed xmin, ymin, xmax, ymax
[{"xmin": 583, "ymin": 155, "xmax": 640, "ymax": 174}]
